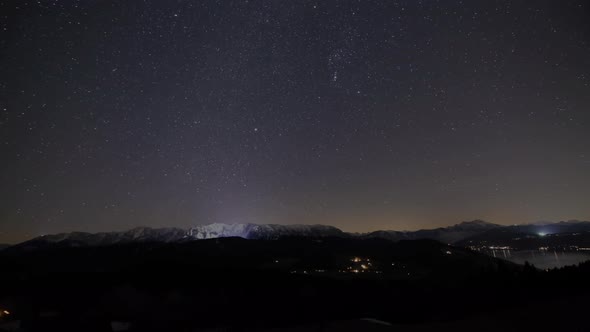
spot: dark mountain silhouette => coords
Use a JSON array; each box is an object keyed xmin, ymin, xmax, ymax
[
  {"xmin": 457, "ymin": 229, "xmax": 590, "ymax": 250},
  {"xmin": 361, "ymin": 220, "xmax": 501, "ymax": 244}
]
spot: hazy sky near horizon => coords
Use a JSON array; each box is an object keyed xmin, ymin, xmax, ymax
[{"xmin": 1, "ymin": 1, "xmax": 590, "ymax": 243}]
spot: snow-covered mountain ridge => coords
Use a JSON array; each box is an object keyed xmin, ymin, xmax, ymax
[
  {"xmin": 13, "ymin": 223, "xmax": 348, "ymax": 250},
  {"xmin": 9, "ymin": 220, "xmax": 590, "ymax": 250}
]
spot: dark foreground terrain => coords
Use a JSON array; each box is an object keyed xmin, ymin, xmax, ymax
[{"xmin": 0, "ymin": 237, "xmax": 589, "ymax": 331}]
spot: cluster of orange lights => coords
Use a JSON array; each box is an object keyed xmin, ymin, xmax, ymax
[
  {"xmin": 351, "ymin": 257, "xmax": 371, "ymax": 263},
  {"xmin": 347, "ymin": 257, "xmax": 374, "ymax": 273}
]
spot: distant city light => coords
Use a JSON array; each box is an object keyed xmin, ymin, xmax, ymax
[{"xmin": 538, "ymin": 232, "xmax": 547, "ymax": 237}]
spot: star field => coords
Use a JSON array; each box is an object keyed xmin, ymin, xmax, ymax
[{"xmin": 1, "ymin": 0, "xmax": 590, "ymax": 243}]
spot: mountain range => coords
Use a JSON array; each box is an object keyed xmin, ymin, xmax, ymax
[
  {"xmin": 7, "ymin": 219, "xmax": 590, "ymax": 251},
  {"xmin": 455, "ymin": 220, "xmax": 590, "ymax": 250},
  {"xmin": 361, "ymin": 219, "xmax": 500, "ymax": 244}
]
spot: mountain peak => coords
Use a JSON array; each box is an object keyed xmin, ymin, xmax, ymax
[
  {"xmin": 187, "ymin": 223, "xmax": 345, "ymax": 240},
  {"xmin": 456, "ymin": 220, "xmax": 498, "ymax": 227}
]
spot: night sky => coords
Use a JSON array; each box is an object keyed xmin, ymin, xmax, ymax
[{"xmin": 1, "ymin": 1, "xmax": 590, "ymax": 243}]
